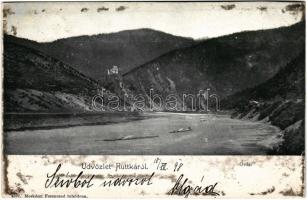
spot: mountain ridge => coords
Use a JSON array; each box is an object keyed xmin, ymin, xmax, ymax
[
  {"xmin": 123, "ymin": 21, "xmax": 305, "ymax": 109},
  {"xmin": 42, "ymin": 28, "xmax": 195, "ymax": 43},
  {"xmin": 124, "ymin": 21, "xmax": 305, "ymax": 76},
  {"xmin": 38, "ymin": 28, "xmax": 196, "ymax": 81},
  {"xmin": 3, "ymin": 21, "xmax": 305, "ymax": 113},
  {"xmin": 4, "ymin": 28, "xmax": 195, "ymax": 85}
]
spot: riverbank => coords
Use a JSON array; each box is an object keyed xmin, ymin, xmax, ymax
[
  {"xmin": 230, "ymin": 99, "xmax": 304, "ymax": 155},
  {"xmin": 4, "ymin": 111, "xmax": 148, "ymax": 132}
]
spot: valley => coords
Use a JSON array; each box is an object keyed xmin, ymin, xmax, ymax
[{"xmin": 3, "ymin": 21, "xmax": 305, "ymax": 155}]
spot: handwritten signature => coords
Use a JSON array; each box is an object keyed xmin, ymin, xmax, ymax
[
  {"xmin": 168, "ymin": 174, "xmax": 219, "ymax": 198},
  {"xmin": 45, "ymin": 164, "xmax": 219, "ymax": 198}
]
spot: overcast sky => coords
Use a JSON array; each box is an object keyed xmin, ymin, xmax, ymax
[{"xmin": 3, "ymin": 2, "xmax": 304, "ymax": 42}]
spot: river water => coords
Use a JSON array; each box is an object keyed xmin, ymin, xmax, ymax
[{"xmin": 4, "ymin": 112, "xmax": 281, "ymax": 155}]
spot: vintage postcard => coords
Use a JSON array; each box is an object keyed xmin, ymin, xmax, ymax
[{"xmin": 1, "ymin": 1, "xmax": 306, "ymax": 198}]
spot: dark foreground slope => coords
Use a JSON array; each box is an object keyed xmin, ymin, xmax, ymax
[
  {"xmin": 123, "ymin": 22, "xmax": 305, "ymax": 111},
  {"xmin": 4, "ymin": 36, "xmax": 105, "ymax": 112},
  {"xmin": 222, "ymin": 51, "xmax": 305, "ymax": 155}
]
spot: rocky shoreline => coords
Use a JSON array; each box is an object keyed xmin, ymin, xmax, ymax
[{"xmin": 230, "ymin": 99, "xmax": 304, "ymax": 155}]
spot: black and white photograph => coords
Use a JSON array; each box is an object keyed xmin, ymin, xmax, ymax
[
  {"xmin": 3, "ymin": 1, "xmax": 305, "ymax": 156},
  {"xmin": 1, "ymin": 1, "xmax": 306, "ymax": 198}
]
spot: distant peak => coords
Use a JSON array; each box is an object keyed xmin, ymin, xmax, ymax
[{"xmin": 43, "ymin": 28, "xmax": 194, "ymax": 43}]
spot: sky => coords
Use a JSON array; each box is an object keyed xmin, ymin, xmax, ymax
[{"xmin": 3, "ymin": 2, "xmax": 305, "ymax": 42}]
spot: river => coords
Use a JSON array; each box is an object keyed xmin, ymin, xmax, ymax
[{"xmin": 4, "ymin": 112, "xmax": 281, "ymax": 155}]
